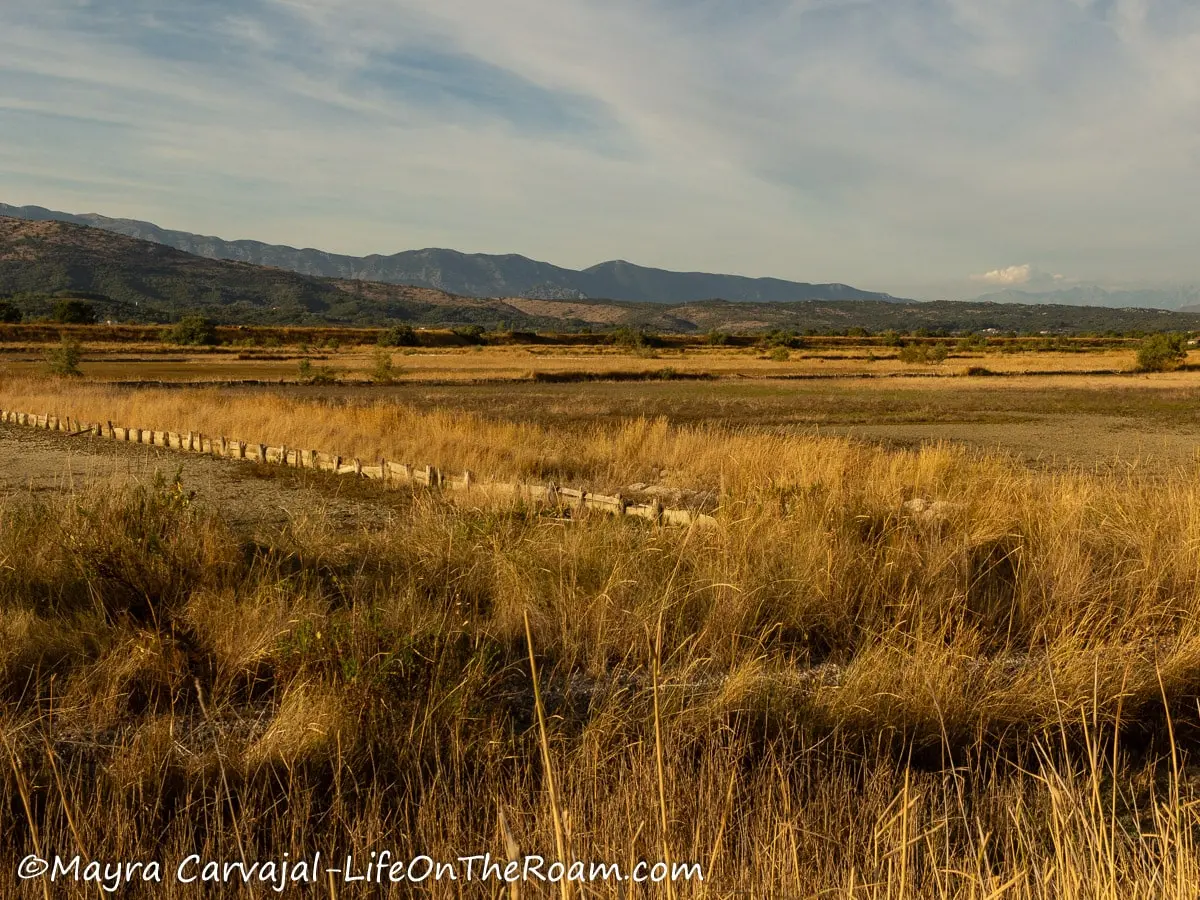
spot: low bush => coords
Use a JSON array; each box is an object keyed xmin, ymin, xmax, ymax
[
  {"xmin": 377, "ymin": 324, "xmax": 420, "ymax": 347},
  {"xmin": 297, "ymin": 358, "xmax": 339, "ymax": 384},
  {"xmin": 898, "ymin": 342, "xmax": 948, "ymax": 364},
  {"xmin": 452, "ymin": 324, "xmax": 487, "ymax": 344},
  {"xmin": 610, "ymin": 326, "xmax": 664, "ymax": 350},
  {"xmin": 43, "ymin": 335, "xmax": 83, "ymax": 376},
  {"xmin": 761, "ymin": 329, "xmax": 805, "ymax": 350},
  {"xmin": 164, "ymin": 315, "xmax": 217, "ymax": 346},
  {"xmin": 369, "ymin": 347, "xmax": 400, "ymax": 384},
  {"xmin": 706, "ymin": 330, "xmax": 730, "ymax": 346},
  {"xmin": 1135, "ymin": 333, "xmax": 1188, "ymax": 372}
]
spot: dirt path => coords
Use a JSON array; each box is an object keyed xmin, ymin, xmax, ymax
[{"xmin": 0, "ymin": 422, "xmax": 407, "ymax": 532}]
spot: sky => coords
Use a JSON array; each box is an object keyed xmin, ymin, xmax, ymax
[{"xmin": 1, "ymin": 0, "xmax": 1199, "ymax": 300}]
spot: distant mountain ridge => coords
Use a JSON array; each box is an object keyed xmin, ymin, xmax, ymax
[
  {"xmin": 6, "ymin": 216, "xmax": 1200, "ymax": 335},
  {"xmin": 969, "ymin": 285, "xmax": 1200, "ymax": 311},
  {"xmin": 0, "ymin": 203, "xmax": 904, "ymax": 305}
]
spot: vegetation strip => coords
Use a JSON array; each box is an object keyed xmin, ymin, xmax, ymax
[{"xmin": 0, "ymin": 406, "xmax": 715, "ymax": 529}]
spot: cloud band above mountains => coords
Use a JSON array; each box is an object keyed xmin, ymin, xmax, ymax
[
  {"xmin": 972, "ymin": 265, "xmax": 1067, "ymax": 287},
  {"xmin": 2, "ymin": 0, "xmax": 1200, "ymax": 290}
]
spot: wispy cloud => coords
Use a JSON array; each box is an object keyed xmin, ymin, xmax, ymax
[{"xmin": 2, "ymin": 0, "xmax": 1199, "ymax": 288}]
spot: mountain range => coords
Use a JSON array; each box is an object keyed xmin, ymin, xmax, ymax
[
  {"xmin": 6, "ymin": 215, "xmax": 1200, "ymax": 334},
  {"xmin": 0, "ymin": 203, "xmax": 903, "ymax": 305},
  {"xmin": 970, "ymin": 286, "xmax": 1200, "ymax": 311}
]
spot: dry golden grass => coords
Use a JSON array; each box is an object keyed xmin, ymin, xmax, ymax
[
  {"xmin": 0, "ymin": 374, "xmax": 1057, "ymax": 497},
  {"xmin": 7, "ymin": 375, "xmax": 1200, "ymax": 894},
  {"xmin": 0, "ymin": 339, "xmax": 1147, "ymax": 383},
  {"xmin": 2, "ymin": 461, "xmax": 1200, "ymax": 896}
]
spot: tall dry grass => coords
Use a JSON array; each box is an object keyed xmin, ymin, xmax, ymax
[
  {"xmin": 0, "ymin": 376, "xmax": 1028, "ymax": 501},
  {"xmin": 3, "ymin": 415, "xmax": 1200, "ymax": 896}
]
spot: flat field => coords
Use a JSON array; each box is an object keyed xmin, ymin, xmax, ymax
[
  {"xmin": 5, "ymin": 332, "xmax": 1200, "ymax": 896},
  {"xmin": 0, "ymin": 335, "xmax": 1150, "ymax": 383},
  {"xmin": 4, "ymin": 331, "xmax": 1199, "ymax": 470}
]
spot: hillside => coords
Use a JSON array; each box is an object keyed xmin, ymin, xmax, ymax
[
  {"xmin": 0, "ymin": 203, "xmax": 903, "ymax": 304},
  {"xmin": 0, "ymin": 216, "xmax": 534, "ymax": 326},
  {"xmin": 6, "ymin": 216, "xmax": 1200, "ymax": 334}
]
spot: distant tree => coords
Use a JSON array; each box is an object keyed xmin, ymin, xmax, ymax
[
  {"xmin": 52, "ymin": 298, "xmax": 97, "ymax": 325},
  {"xmin": 705, "ymin": 329, "xmax": 730, "ymax": 346},
  {"xmin": 0, "ymin": 300, "xmax": 21, "ymax": 323},
  {"xmin": 452, "ymin": 324, "xmax": 487, "ymax": 344},
  {"xmin": 1136, "ymin": 333, "xmax": 1188, "ymax": 372},
  {"xmin": 610, "ymin": 326, "xmax": 666, "ymax": 350},
  {"xmin": 761, "ymin": 329, "xmax": 804, "ymax": 350},
  {"xmin": 377, "ymin": 324, "xmax": 419, "ymax": 347},
  {"xmin": 165, "ymin": 315, "xmax": 218, "ymax": 345},
  {"xmin": 611, "ymin": 326, "xmax": 644, "ymax": 349}
]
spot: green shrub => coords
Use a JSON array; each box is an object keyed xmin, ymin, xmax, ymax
[
  {"xmin": 611, "ymin": 327, "xmax": 664, "ymax": 350},
  {"xmin": 52, "ymin": 298, "xmax": 97, "ymax": 325},
  {"xmin": 378, "ymin": 325, "xmax": 419, "ymax": 347},
  {"xmin": 370, "ymin": 347, "xmax": 400, "ymax": 384},
  {"xmin": 165, "ymin": 315, "xmax": 217, "ymax": 346},
  {"xmin": 769, "ymin": 346, "xmax": 790, "ymax": 362},
  {"xmin": 898, "ymin": 342, "xmax": 948, "ymax": 365},
  {"xmin": 44, "ymin": 335, "xmax": 83, "ymax": 377},
  {"xmin": 706, "ymin": 330, "xmax": 730, "ymax": 346},
  {"xmin": 298, "ymin": 358, "xmax": 339, "ymax": 384},
  {"xmin": 452, "ymin": 324, "xmax": 487, "ymax": 344},
  {"xmin": 1136, "ymin": 333, "xmax": 1188, "ymax": 372},
  {"xmin": 761, "ymin": 329, "xmax": 804, "ymax": 350},
  {"xmin": 0, "ymin": 300, "xmax": 22, "ymax": 323}
]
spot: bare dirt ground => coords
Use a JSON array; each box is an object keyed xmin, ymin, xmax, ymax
[{"xmin": 0, "ymin": 422, "xmax": 406, "ymax": 532}]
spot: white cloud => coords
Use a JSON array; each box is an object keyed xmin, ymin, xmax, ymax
[
  {"xmin": 973, "ymin": 264, "xmax": 1034, "ymax": 285},
  {"xmin": 972, "ymin": 265, "xmax": 1068, "ymax": 286}
]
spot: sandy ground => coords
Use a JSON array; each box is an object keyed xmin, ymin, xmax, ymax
[{"xmin": 0, "ymin": 421, "xmax": 405, "ymax": 532}]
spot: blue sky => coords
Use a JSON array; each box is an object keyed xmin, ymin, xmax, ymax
[{"xmin": 2, "ymin": 0, "xmax": 1198, "ymax": 298}]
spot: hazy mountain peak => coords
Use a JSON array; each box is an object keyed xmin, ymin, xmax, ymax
[
  {"xmin": 967, "ymin": 284, "xmax": 1200, "ymax": 312},
  {"xmin": 0, "ymin": 202, "xmax": 904, "ymax": 305}
]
